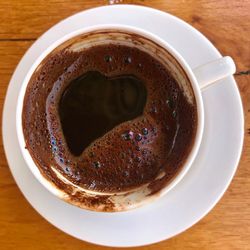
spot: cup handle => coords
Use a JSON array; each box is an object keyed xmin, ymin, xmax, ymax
[{"xmin": 192, "ymin": 56, "xmax": 236, "ymax": 91}]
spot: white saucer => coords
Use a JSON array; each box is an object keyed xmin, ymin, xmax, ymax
[{"xmin": 2, "ymin": 5, "xmax": 244, "ymax": 247}]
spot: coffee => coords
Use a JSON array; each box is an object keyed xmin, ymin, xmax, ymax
[{"xmin": 22, "ymin": 31, "xmax": 197, "ymax": 194}]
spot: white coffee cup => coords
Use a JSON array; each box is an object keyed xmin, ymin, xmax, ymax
[{"xmin": 16, "ymin": 25, "xmax": 236, "ymax": 212}]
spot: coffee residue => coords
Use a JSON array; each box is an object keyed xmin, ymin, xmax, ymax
[{"xmin": 22, "ymin": 42, "xmax": 197, "ymax": 193}]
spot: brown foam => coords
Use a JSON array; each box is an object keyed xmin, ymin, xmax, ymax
[{"xmin": 22, "ymin": 32, "xmax": 197, "ymax": 193}]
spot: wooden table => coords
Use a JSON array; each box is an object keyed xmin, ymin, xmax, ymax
[{"xmin": 0, "ymin": 1, "xmax": 249, "ymax": 249}]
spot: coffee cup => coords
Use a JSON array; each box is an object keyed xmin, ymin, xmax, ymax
[{"xmin": 16, "ymin": 24, "xmax": 235, "ymax": 212}]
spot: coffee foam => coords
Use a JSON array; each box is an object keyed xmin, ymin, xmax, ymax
[{"xmin": 22, "ymin": 30, "xmax": 197, "ymax": 196}]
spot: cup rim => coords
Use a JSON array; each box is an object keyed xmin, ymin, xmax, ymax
[{"xmin": 16, "ymin": 24, "xmax": 204, "ymax": 211}]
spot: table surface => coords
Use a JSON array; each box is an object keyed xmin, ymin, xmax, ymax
[{"xmin": 0, "ymin": 1, "xmax": 249, "ymax": 249}]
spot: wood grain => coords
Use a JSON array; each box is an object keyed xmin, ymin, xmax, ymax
[
  {"xmin": 0, "ymin": 1, "xmax": 249, "ymax": 249},
  {"xmin": 0, "ymin": 0, "xmax": 249, "ymax": 72}
]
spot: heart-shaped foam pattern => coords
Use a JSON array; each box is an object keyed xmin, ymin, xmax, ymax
[{"xmin": 59, "ymin": 71, "xmax": 147, "ymax": 156}]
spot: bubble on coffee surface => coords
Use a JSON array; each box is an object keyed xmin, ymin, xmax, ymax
[
  {"xmin": 124, "ymin": 56, "xmax": 132, "ymax": 64},
  {"xmin": 122, "ymin": 130, "xmax": 134, "ymax": 141},
  {"xmin": 104, "ymin": 55, "xmax": 112, "ymax": 63},
  {"xmin": 92, "ymin": 161, "xmax": 101, "ymax": 169},
  {"xmin": 135, "ymin": 133, "xmax": 142, "ymax": 142},
  {"xmin": 22, "ymin": 40, "xmax": 197, "ymax": 193},
  {"xmin": 142, "ymin": 128, "xmax": 148, "ymax": 135}
]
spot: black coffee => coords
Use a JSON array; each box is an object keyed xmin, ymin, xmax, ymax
[
  {"xmin": 59, "ymin": 71, "xmax": 147, "ymax": 156},
  {"xmin": 22, "ymin": 33, "xmax": 197, "ymax": 193}
]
